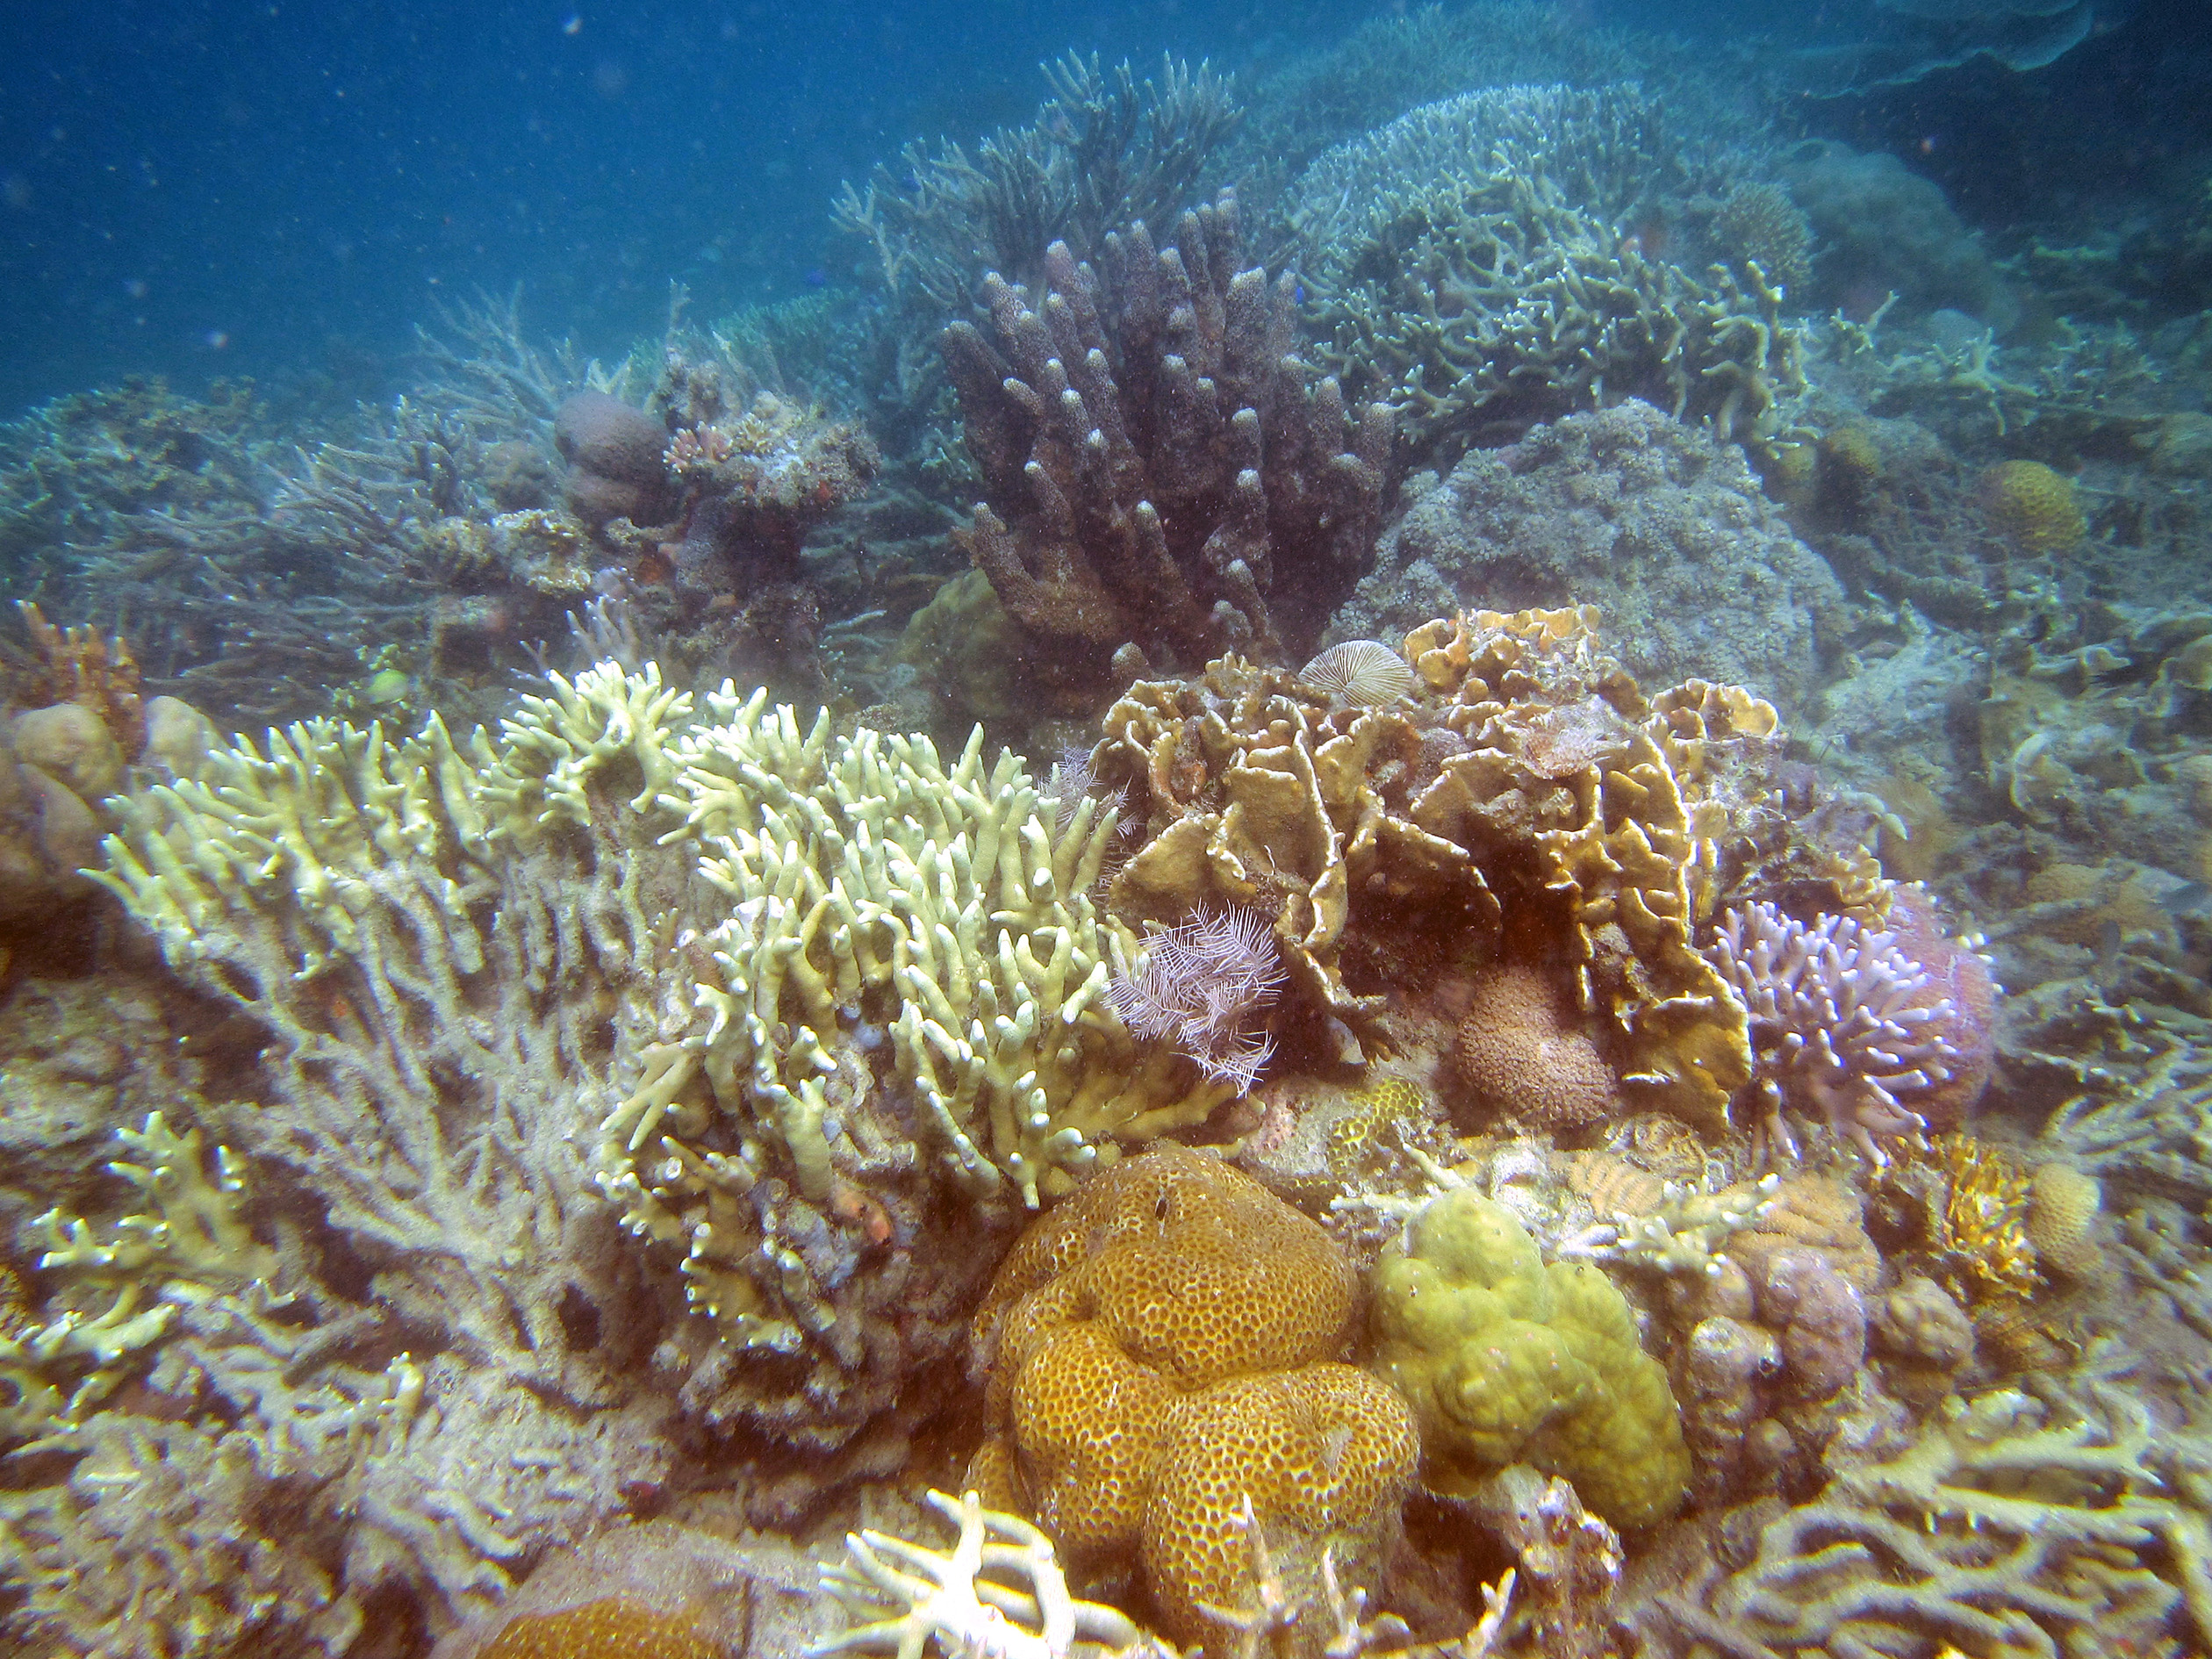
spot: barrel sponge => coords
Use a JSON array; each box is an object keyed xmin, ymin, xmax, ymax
[
  {"xmin": 1143, "ymin": 1365, "xmax": 1418, "ymax": 1641},
  {"xmin": 1370, "ymin": 1187, "xmax": 1690, "ymax": 1530}
]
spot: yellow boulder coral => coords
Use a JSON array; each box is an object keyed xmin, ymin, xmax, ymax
[
  {"xmin": 970, "ymin": 1144, "xmax": 1413, "ymax": 1651},
  {"xmin": 1370, "ymin": 1186, "xmax": 1691, "ymax": 1530},
  {"xmin": 1979, "ymin": 459, "xmax": 2085, "ymax": 555}
]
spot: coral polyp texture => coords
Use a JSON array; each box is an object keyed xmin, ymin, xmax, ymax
[
  {"xmin": 1708, "ymin": 894, "xmax": 1993, "ymax": 1157},
  {"xmin": 942, "ymin": 190, "xmax": 1393, "ymax": 703},
  {"xmin": 967, "ymin": 1143, "xmax": 1415, "ymax": 1655}
]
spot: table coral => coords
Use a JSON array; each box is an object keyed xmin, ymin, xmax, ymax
[
  {"xmin": 1369, "ymin": 1184, "xmax": 1691, "ymax": 1530},
  {"xmin": 969, "ymin": 1144, "xmax": 1414, "ymax": 1655}
]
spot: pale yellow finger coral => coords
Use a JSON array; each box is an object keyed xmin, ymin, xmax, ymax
[{"xmin": 1370, "ymin": 1185, "xmax": 1691, "ymax": 1530}]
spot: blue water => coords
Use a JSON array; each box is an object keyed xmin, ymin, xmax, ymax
[
  {"xmin": 0, "ymin": 0, "xmax": 1375, "ymax": 415},
  {"xmin": 4, "ymin": 0, "xmax": 2206, "ymax": 419}
]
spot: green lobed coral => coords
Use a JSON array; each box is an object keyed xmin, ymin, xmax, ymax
[{"xmin": 1369, "ymin": 1185, "xmax": 1691, "ymax": 1530}]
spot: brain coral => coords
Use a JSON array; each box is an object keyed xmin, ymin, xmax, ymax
[
  {"xmin": 1979, "ymin": 459, "xmax": 2086, "ymax": 557},
  {"xmin": 971, "ymin": 1143, "xmax": 1413, "ymax": 1652},
  {"xmin": 1370, "ymin": 1185, "xmax": 1691, "ymax": 1530},
  {"xmin": 1453, "ymin": 963, "xmax": 1625, "ymax": 1131}
]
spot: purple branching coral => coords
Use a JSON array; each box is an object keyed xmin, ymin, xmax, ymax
[
  {"xmin": 1707, "ymin": 901, "xmax": 1971, "ymax": 1161},
  {"xmin": 1108, "ymin": 908, "xmax": 1285, "ymax": 1093}
]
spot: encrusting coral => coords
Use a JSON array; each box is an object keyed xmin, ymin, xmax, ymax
[{"xmin": 967, "ymin": 1143, "xmax": 1417, "ymax": 1655}]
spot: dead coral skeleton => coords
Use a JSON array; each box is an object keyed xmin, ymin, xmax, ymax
[{"xmin": 815, "ymin": 1489, "xmax": 1160, "ymax": 1659}]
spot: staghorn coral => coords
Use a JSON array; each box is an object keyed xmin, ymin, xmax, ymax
[
  {"xmin": 1707, "ymin": 896, "xmax": 1993, "ymax": 1159},
  {"xmin": 1647, "ymin": 1383, "xmax": 2212, "ymax": 1659},
  {"xmin": 1290, "ymin": 84, "xmax": 1804, "ymax": 456},
  {"xmin": 943, "ymin": 190, "xmax": 1393, "ymax": 704},
  {"xmin": 64, "ymin": 658, "xmax": 1237, "ymax": 1644},
  {"xmin": 967, "ymin": 1144, "xmax": 1414, "ymax": 1655},
  {"xmin": 1369, "ymin": 1184, "xmax": 1691, "ymax": 1530}
]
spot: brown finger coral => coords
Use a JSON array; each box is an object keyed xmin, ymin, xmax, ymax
[
  {"xmin": 1453, "ymin": 963, "xmax": 1625, "ymax": 1131},
  {"xmin": 969, "ymin": 1143, "xmax": 1414, "ymax": 1655}
]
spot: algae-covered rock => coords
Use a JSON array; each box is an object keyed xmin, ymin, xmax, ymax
[{"xmin": 1370, "ymin": 1186, "xmax": 1691, "ymax": 1529}]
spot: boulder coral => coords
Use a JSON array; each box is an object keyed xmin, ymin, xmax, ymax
[
  {"xmin": 968, "ymin": 1143, "xmax": 1415, "ymax": 1653},
  {"xmin": 1369, "ymin": 1184, "xmax": 1691, "ymax": 1530}
]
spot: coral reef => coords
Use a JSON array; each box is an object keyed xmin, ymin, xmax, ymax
[
  {"xmin": 968, "ymin": 1143, "xmax": 1415, "ymax": 1654},
  {"xmin": 1097, "ymin": 607, "xmax": 1881, "ymax": 1131},
  {"xmin": 942, "ymin": 190, "xmax": 1393, "ymax": 705},
  {"xmin": 1370, "ymin": 1184, "xmax": 1691, "ymax": 1530},
  {"xmin": 1327, "ymin": 400, "xmax": 1844, "ymax": 715},
  {"xmin": 1290, "ymin": 84, "xmax": 1803, "ymax": 455},
  {"xmin": 23, "ymin": 659, "xmax": 1238, "ymax": 1648}
]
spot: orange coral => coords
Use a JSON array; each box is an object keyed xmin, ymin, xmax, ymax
[
  {"xmin": 13, "ymin": 600, "xmax": 145, "ymax": 760},
  {"xmin": 970, "ymin": 1143, "xmax": 1412, "ymax": 1653},
  {"xmin": 478, "ymin": 1596, "xmax": 724, "ymax": 1659},
  {"xmin": 1454, "ymin": 964, "xmax": 1624, "ymax": 1130}
]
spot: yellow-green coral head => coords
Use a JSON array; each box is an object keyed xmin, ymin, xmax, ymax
[{"xmin": 1371, "ymin": 1187, "xmax": 1690, "ymax": 1530}]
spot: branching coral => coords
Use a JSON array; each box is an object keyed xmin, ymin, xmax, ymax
[
  {"xmin": 66, "ymin": 658, "xmax": 1244, "ymax": 1644},
  {"xmin": 942, "ymin": 190, "xmax": 1393, "ymax": 702},
  {"xmin": 1650, "ymin": 1383, "xmax": 2212, "ymax": 1658},
  {"xmin": 1289, "ymin": 83, "xmax": 1804, "ymax": 454},
  {"xmin": 1708, "ymin": 898, "xmax": 1990, "ymax": 1159},
  {"xmin": 818, "ymin": 1490, "xmax": 1159, "ymax": 1659}
]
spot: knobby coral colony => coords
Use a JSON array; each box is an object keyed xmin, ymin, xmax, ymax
[{"xmin": 943, "ymin": 190, "xmax": 1394, "ymax": 707}]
